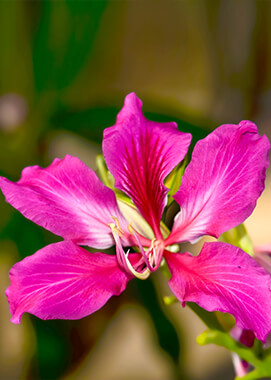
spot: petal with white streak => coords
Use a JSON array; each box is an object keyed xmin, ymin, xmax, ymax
[
  {"xmin": 103, "ymin": 93, "xmax": 191, "ymax": 238},
  {"xmin": 167, "ymin": 121, "xmax": 270, "ymax": 245},
  {"xmin": 165, "ymin": 242, "xmax": 271, "ymax": 343},
  {"xmin": 6, "ymin": 241, "xmax": 130, "ymax": 323},
  {"xmin": 0, "ymin": 155, "xmax": 130, "ymax": 249}
]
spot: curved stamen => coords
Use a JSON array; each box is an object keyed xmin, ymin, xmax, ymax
[
  {"xmin": 109, "ymin": 222, "xmax": 129, "ymax": 273},
  {"xmin": 109, "ymin": 218, "xmax": 151, "ymax": 280},
  {"xmin": 123, "ymin": 253, "xmax": 150, "ymax": 280},
  {"xmin": 111, "ymin": 216, "xmax": 124, "ymax": 234}
]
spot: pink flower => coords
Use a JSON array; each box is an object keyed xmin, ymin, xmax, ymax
[{"xmin": 1, "ymin": 93, "xmax": 271, "ymax": 343}]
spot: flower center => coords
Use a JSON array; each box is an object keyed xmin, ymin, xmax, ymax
[{"xmin": 109, "ymin": 217, "xmax": 165, "ymax": 280}]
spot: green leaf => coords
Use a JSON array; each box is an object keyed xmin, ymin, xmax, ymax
[
  {"xmin": 187, "ymin": 302, "xmax": 223, "ymax": 331},
  {"xmin": 235, "ymin": 368, "xmax": 269, "ymax": 380},
  {"xmin": 96, "ymin": 154, "xmax": 114, "ymax": 189},
  {"xmin": 33, "ymin": 0, "xmax": 107, "ymax": 92},
  {"xmin": 0, "ymin": 211, "xmax": 57, "ymax": 260},
  {"xmin": 197, "ymin": 330, "xmax": 271, "ymax": 378},
  {"xmin": 136, "ymin": 277, "xmax": 181, "ymax": 365},
  {"xmin": 50, "ymin": 106, "xmax": 119, "ymax": 143},
  {"xmin": 165, "ymin": 157, "xmax": 188, "ymax": 206},
  {"xmin": 50, "ymin": 106, "xmax": 209, "ymax": 145},
  {"xmin": 0, "ymin": 1, "xmax": 34, "ymax": 96},
  {"xmin": 31, "ymin": 319, "xmax": 72, "ymax": 380},
  {"xmin": 163, "ymin": 295, "xmax": 178, "ymax": 306},
  {"xmin": 219, "ymin": 224, "xmax": 254, "ymax": 256}
]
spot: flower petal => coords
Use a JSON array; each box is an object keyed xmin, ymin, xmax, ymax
[
  {"xmin": 6, "ymin": 241, "xmax": 130, "ymax": 323},
  {"xmin": 167, "ymin": 121, "xmax": 270, "ymax": 244},
  {"xmin": 103, "ymin": 93, "xmax": 192, "ymax": 238},
  {"xmin": 165, "ymin": 242, "xmax": 271, "ymax": 342},
  {"xmin": 0, "ymin": 155, "xmax": 129, "ymax": 249}
]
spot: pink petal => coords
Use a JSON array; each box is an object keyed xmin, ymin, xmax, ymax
[
  {"xmin": 103, "ymin": 93, "xmax": 192, "ymax": 238},
  {"xmin": 165, "ymin": 242, "xmax": 271, "ymax": 342},
  {"xmin": 6, "ymin": 241, "xmax": 130, "ymax": 323},
  {"xmin": 0, "ymin": 155, "xmax": 130, "ymax": 249},
  {"xmin": 167, "ymin": 121, "xmax": 270, "ymax": 245}
]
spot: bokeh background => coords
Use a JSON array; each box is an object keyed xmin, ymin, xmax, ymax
[{"xmin": 0, "ymin": 1, "xmax": 271, "ymax": 379}]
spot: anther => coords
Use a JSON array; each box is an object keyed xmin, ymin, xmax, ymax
[
  {"xmin": 111, "ymin": 216, "xmax": 124, "ymax": 234},
  {"xmin": 108, "ymin": 216, "xmax": 124, "ymax": 237}
]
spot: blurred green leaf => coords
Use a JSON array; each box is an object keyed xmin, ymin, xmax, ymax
[
  {"xmin": 33, "ymin": 0, "xmax": 107, "ymax": 92},
  {"xmin": 0, "ymin": 211, "xmax": 58, "ymax": 260},
  {"xmin": 0, "ymin": 2, "xmax": 39, "ymax": 177},
  {"xmin": 96, "ymin": 154, "xmax": 114, "ymax": 188},
  {"xmin": 135, "ymin": 277, "xmax": 187, "ymax": 379},
  {"xmin": 236, "ymin": 368, "xmax": 271, "ymax": 380},
  {"xmin": 50, "ymin": 107, "xmax": 209, "ymax": 147},
  {"xmin": 163, "ymin": 295, "xmax": 178, "ymax": 306},
  {"xmin": 31, "ymin": 319, "xmax": 71, "ymax": 380},
  {"xmin": 165, "ymin": 157, "xmax": 188, "ymax": 206},
  {"xmin": 219, "ymin": 224, "xmax": 254, "ymax": 256},
  {"xmin": 187, "ymin": 302, "xmax": 223, "ymax": 332},
  {"xmin": 0, "ymin": 1, "xmax": 34, "ymax": 96},
  {"xmin": 50, "ymin": 106, "xmax": 118, "ymax": 143},
  {"xmin": 198, "ymin": 330, "xmax": 271, "ymax": 379},
  {"xmin": 138, "ymin": 278, "xmax": 176, "ymax": 352}
]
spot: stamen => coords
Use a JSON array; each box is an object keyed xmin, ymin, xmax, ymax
[
  {"xmin": 109, "ymin": 225, "xmax": 128, "ymax": 272},
  {"xmin": 128, "ymin": 224, "xmax": 164, "ymax": 273},
  {"xmin": 145, "ymin": 239, "xmax": 165, "ymax": 272},
  {"xmin": 108, "ymin": 221, "xmax": 124, "ymax": 237},
  {"xmin": 111, "ymin": 216, "xmax": 124, "ymax": 235},
  {"xmin": 109, "ymin": 217, "xmax": 151, "ymax": 280},
  {"xmin": 122, "ymin": 252, "xmax": 151, "ymax": 280},
  {"xmin": 128, "ymin": 223, "xmax": 152, "ymax": 270}
]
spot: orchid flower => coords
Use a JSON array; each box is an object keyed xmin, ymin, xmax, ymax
[{"xmin": 1, "ymin": 93, "xmax": 271, "ymax": 345}]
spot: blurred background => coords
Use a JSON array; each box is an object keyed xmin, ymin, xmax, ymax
[{"xmin": 0, "ymin": 1, "xmax": 271, "ymax": 379}]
